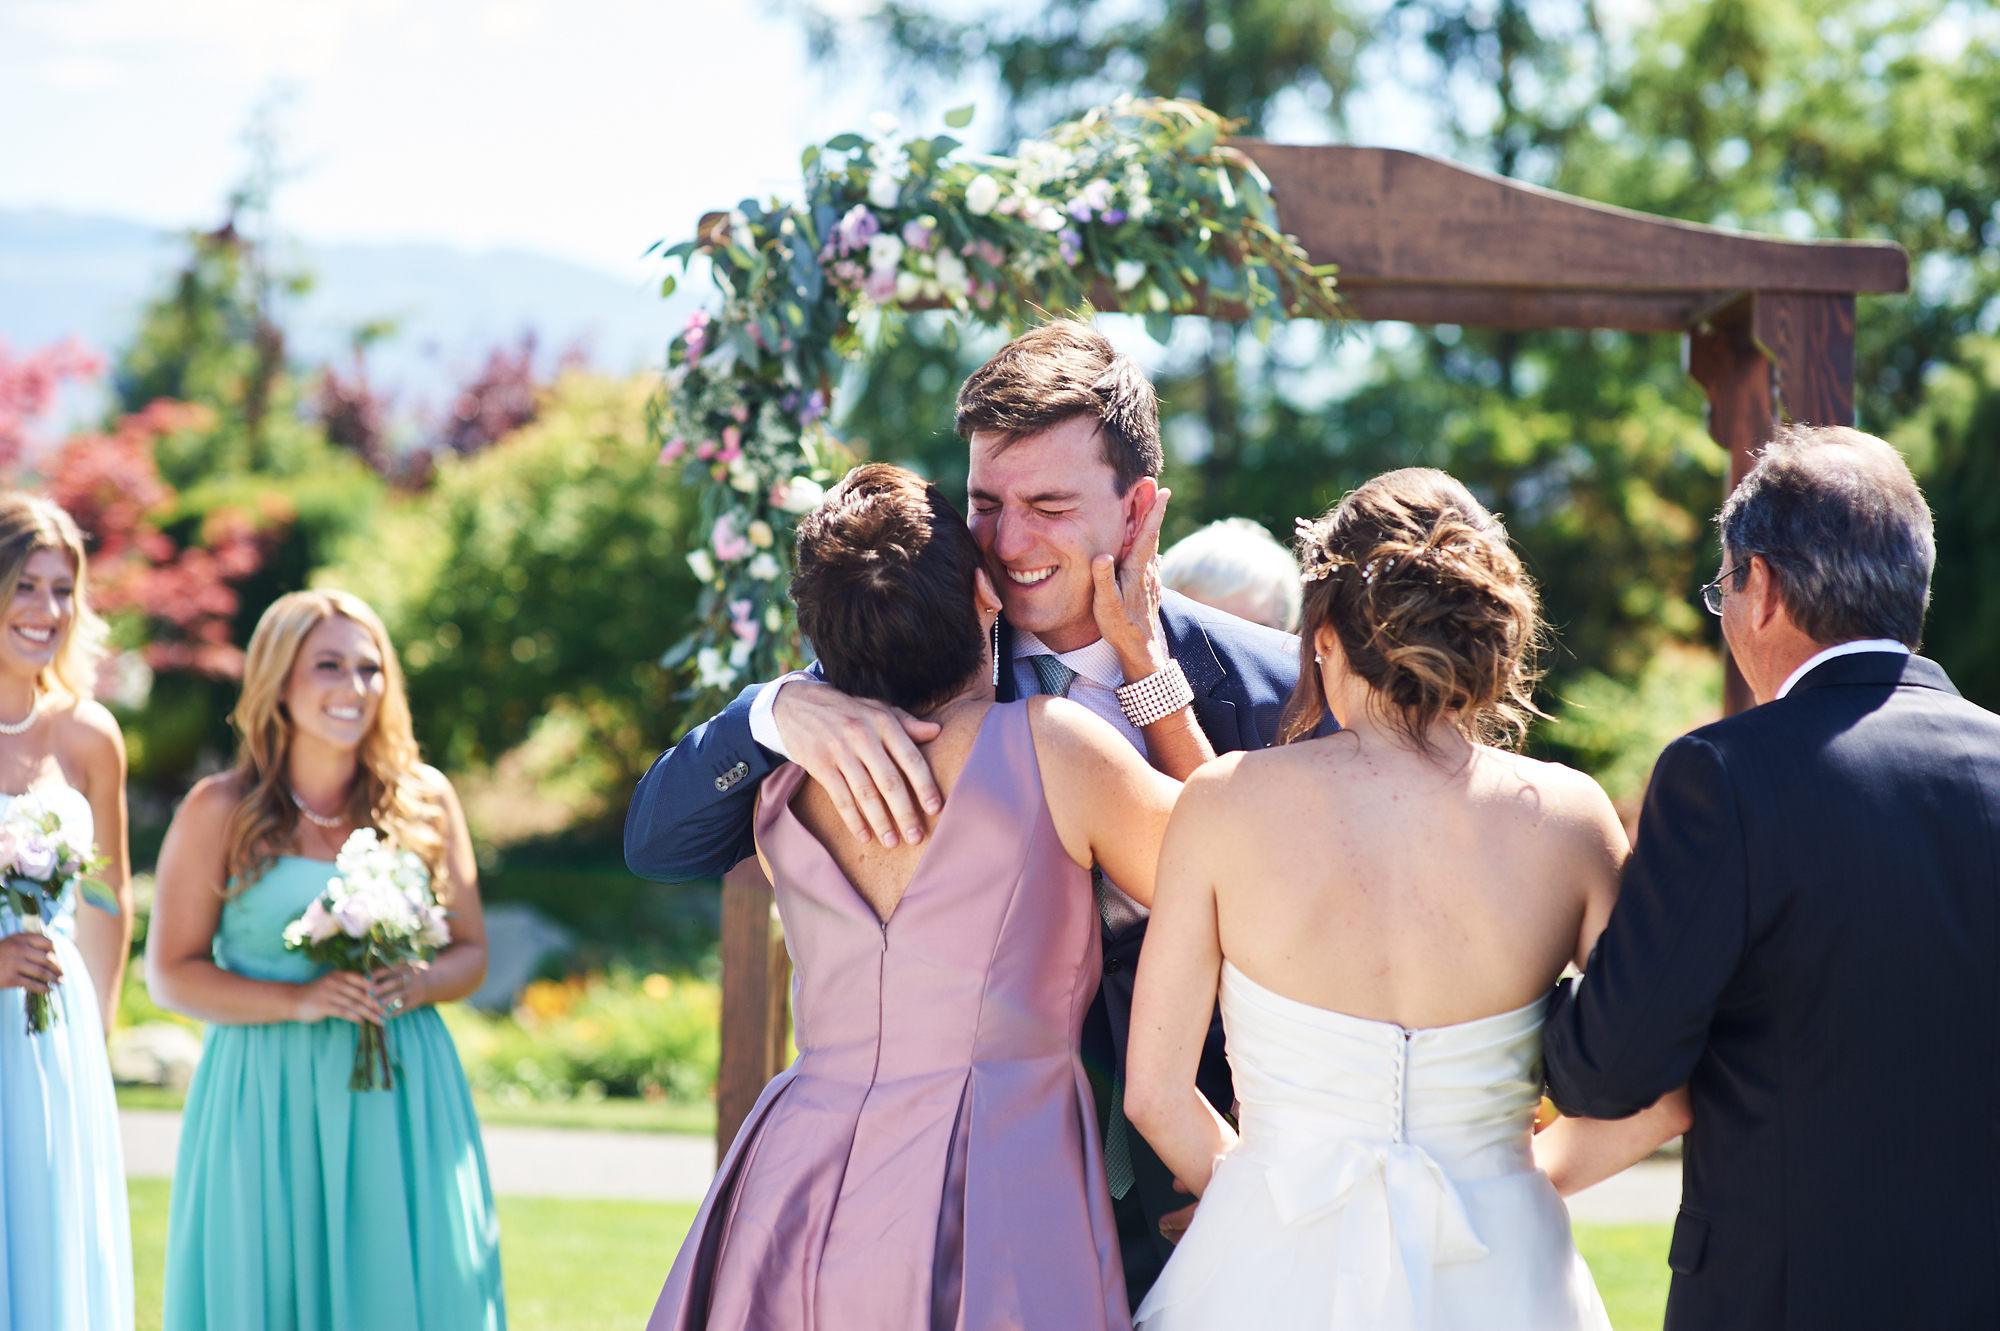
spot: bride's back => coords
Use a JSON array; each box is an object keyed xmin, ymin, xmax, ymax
[{"xmin": 1187, "ymin": 469, "xmax": 1625, "ymax": 1030}]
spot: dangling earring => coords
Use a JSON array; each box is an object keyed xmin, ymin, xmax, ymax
[{"xmin": 990, "ymin": 617, "xmax": 1001, "ymax": 686}]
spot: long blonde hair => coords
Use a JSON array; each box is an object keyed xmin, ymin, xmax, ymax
[
  {"xmin": 0, "ymin": 494, "xmax": 109, "ymax": 703},
  {"xmin": 223, "ymin": 589, "xmax": 448, "ymax": 895}
]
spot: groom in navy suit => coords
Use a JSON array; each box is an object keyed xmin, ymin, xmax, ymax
[
  {"xmin": 625, "ymin": 319, "xmax": 1311, "ymax": 1300},
  {"xmin": 1544, "ymin": 425, "xmax": 2000, "ymax": 1330}
]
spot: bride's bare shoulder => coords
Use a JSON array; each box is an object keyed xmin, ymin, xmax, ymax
[{"xmin": 1478, "ymin": 747, "xmax": 1625, "ymax": 851}]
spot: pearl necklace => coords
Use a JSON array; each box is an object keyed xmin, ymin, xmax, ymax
[
  {"xmin": 0, "ymin": 693, "xmax": 39, "ymax": 736},
  {"xmin": 291, "ymin": 790, "xmax": 348, "ymax": 829}
]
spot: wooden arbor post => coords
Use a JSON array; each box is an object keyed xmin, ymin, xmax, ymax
[{"xmin": 708, "ymin": 145, "xmax": 1906, "ymax": 1152}]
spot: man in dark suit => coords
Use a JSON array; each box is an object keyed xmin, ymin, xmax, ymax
[
  {"xmin": 1543, "ymin": 424, "xmax": 2000, "ymax": 1330},
  {"xmin": 625, "ymin": 320, "xmax": 1312, "ymax": 1300}
]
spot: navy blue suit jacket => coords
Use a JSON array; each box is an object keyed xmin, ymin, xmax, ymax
[
  {"xmin": 624, "ymin": 589, "xmax": 1307, "ymax": 883},
  {"xmin": 1543, "ymin": 653, "xmax": 2000, "ymax": 1331}
]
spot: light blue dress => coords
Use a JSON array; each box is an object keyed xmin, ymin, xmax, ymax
[
  {"xmin": 0, "ymin": 785, "xmax": 134, "ymax": 1331},
  {"xmin": 163, "ymin": 855, "xmax": 505, "ymax": 1331}
]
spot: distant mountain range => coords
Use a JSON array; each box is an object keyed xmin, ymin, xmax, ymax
[{"xmin": 0, "ymin": 209, "xmax": 691, "ymax": 414}]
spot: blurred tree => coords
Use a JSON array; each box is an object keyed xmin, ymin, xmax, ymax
[
  {"xmin": 806, "ymin": 0, "xmax": 2000, "ymax": 767},
  {"xmin": 323, "ymin": 373, "xmax": 701, "ymax": 811},
  {"xmin": 805, "ymin": 0, "xmax": 1366, "ymax": 144}
]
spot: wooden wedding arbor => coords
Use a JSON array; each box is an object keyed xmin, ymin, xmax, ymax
[{"xmin": 710, "ymin": 143, "xmax": 1909, "ymax": 1154}]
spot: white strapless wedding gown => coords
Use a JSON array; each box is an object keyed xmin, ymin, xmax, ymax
[{"xmin": 1135, "ymin": 962, "xmax": 1609, "ymax": 1331}]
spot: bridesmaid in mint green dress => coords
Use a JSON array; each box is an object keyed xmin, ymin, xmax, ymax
[{"xmin": 147, "ymin": 590, "xmax": 504, "ymax": 1331}]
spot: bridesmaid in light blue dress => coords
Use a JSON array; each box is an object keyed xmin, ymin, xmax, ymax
[
  {"xmin": 148, "ymin": 590, "xmax": 503, "ymax": 1331},
  {"xmin": 0, "ymin": 495, "xmax": 139, "ymax": 1331}
]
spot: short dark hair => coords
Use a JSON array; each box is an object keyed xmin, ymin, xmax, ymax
[
  {"xmin": 1718, "ymin": 424, "xmax": 1934, "ymax": 648},
  {"xmin": 954, "ymin": 318, "xmax": 1162, "ymax": 494},
  {"xmin": 790, "ymin": 463, "xmax": 986, "ymax": 713}
]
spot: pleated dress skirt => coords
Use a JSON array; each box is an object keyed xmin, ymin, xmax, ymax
[{"xmin": 163, "ymin": 856, "xmax": 505, "ymax": 1331}]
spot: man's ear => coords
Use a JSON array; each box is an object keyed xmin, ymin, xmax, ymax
[
  {"xmin": 1120, "ymin": 476, "xmax": 1160, "ymax": 557},
  {"xmin": 1746, "ymin": 555, "xmax": 1787, "ymax": 631}
]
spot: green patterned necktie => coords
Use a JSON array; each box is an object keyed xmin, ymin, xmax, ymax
[
  {"xmin": 1030, "ymin": 652, "xmax": 1136, "ymax": 1199},
  {"xmin": 1029, "ymin": 653, "xmax": 1077, "ymax": 700}
]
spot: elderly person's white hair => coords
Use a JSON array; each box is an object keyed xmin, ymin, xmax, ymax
[{"xmin": 1160, "ymin": 517, "xmax": 1302, "ymax": 631}]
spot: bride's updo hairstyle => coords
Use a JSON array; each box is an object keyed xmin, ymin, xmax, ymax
[
  {"xmin": 1278, "ymin": 468, "xmax": 1544, "ymax": 752},
  {"xmin": 790, "ymin": 463, "xmax": 986, "ymax": 716}
]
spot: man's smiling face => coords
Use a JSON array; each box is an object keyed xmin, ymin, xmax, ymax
[{"xmin": 965, "ymin": 414, "xmax": 1156, "ymax": 654}]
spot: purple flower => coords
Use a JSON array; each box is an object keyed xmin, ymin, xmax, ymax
[
  {"xmin": 1058, "ymin": 228, "xmax": 1083, "ymax": 265},
  {"xmin": 900, "ymin": 217, "xmax": 937, "ymax": 251},
  {"xmin": 1103, "ymin": 208, "xmax": 1127, "ymax": 225},
  {"xmin": 14, "ymin": 835, "xmax": 55, "ymax": 882},
  {"xmin": 835, "ymin": 205, "xmax": 880, "ymax": 256},
  {"xmin": 801, "ymin": 390, "xmax": 827, "ymax": 426}
]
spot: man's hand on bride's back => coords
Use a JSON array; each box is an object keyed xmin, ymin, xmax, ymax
[{"xmin": 772, "ymin": 680, "xmax": 945, "ymax": 848}]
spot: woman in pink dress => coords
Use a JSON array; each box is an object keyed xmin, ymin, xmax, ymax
[{"xmin": 649, "ymin": 464, "xmax": 1182, "ymax": 1331}]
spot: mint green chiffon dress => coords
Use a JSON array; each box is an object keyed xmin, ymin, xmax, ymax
[{"xmin": 162, "ymin": 856, "xmax": 506, "ymax": 1331}]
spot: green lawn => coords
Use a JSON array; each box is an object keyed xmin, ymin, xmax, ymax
[
  {"xmin": 130, "ymin": 1179, "xmax": 697, "ymax": 1331},
  {"xmin": 1576, "ymin": 1223, "xmax": 1673, "ymax": 1331},
  {"xmin": 130, "ymin": 1178, "xmax": 1669, "ymax": 1331}
]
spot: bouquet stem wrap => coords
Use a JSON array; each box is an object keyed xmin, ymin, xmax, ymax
[{"xmin": 9, "ymin": 905, "xmax": 52, "ymax": 1035}]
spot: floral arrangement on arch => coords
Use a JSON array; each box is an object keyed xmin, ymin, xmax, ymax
[{"xmin": 651, "ymin": 96, "xmax": 1339, "ymax": 716}]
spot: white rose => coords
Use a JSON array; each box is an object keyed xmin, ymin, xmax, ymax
[
  {"xmin": 867, "ymin": 232, "xmax": 905, "ymax": 273},
  {"xmin": 894, "ymin": 270, "xmax": 923, "ymax": 302},
  {"xmin": 965, "ymin": 174, "xmax": 1001, "ymax": 215},
  {"xmin": 867, "ymin": 170, "xmax": 902, "ymax": 210},
  {"xmin": 728, "ymin": 638, "xmax": 754, "ymax": 669},
  {"xmin": 749, "ymin": 552, "xmax": 780, "ymax": 581},
  {"xmin": 687, "ymin": 550, "xmax": 716, "ymax": 583},
  {"xmin": 934, "ymin": 250, "xmax": 968, "ymax": 291},
  {"xmin": 775, "ymin": 476, "xmax": 825, "ymax": 513},
  {"xmin": 1114, "ymin": 259, "xmax": 1147, "ymax": 292}
]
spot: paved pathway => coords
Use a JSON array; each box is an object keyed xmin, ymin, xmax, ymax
[
  {"xmin": 122, "ymin": 1109, "xmax": 1677, "ymax": 1217},
  {"xmin": 122, "ymin": 1109, "xmax": 718, "ymax": 1202}
]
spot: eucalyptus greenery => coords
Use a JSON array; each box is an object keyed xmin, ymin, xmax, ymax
[{"xmin": 650, "ymin": 95, "xmax": 1338, "ymax": 719}]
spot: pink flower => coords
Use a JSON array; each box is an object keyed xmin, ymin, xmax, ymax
[
  {"xmin": 658, "ymin": 438, "xmax": 688, "ymax": 464},
  {"xmin": 862, "ymin": 269, "xmax": 899, "ymax": 304},
  {"xmin": 0, "ymin": 825, "xmax": 20, "ymax": 874},
  {"xmin": 729, "ymin": 599, "xmax": 760, "ymax": 647},
  {"xmin": 712, "ymin": 516, "xmax": 751, "ymax": 563},
  {"xmin": 682, "ymin": 311, "xmax": 711, "ymax": 364},
  {"xmin": 695, "ymin": 439, "xmax": 718, "ymax": 460},
  {"xmin": 718, "ymin": 425, "xmax": 742, "ymax": 462},
  {"xmin": 302, "ymin": 897, "xmax": 342, "ymax": 943}
]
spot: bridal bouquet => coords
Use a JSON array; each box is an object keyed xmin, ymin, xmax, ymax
[
  {"xmin": 282, "ymin": 828, "xmax": 451, "ymax": 1091},
  {"xmin": 0, "ymin": 800, "xmax": 110, "ymax": 1035}
]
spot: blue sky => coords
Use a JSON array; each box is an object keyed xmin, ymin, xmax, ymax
[{"xmin": 2, "ymin": 0, "xmax": 899, "ymax": 280}]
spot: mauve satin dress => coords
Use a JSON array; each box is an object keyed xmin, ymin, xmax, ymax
[{"xmin": 648, "ymin": 702, "xmax": 1130, "ymax": 1331}]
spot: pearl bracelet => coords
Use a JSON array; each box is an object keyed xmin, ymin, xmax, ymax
[{"xmin": 1116, "ymin": 659, "xmax": 1195, "ymax": 729}]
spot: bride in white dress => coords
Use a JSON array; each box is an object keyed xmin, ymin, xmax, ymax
[{"xmin": 1125, "ymin": 469, "xmax": 1690, "ymax": 1331}]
